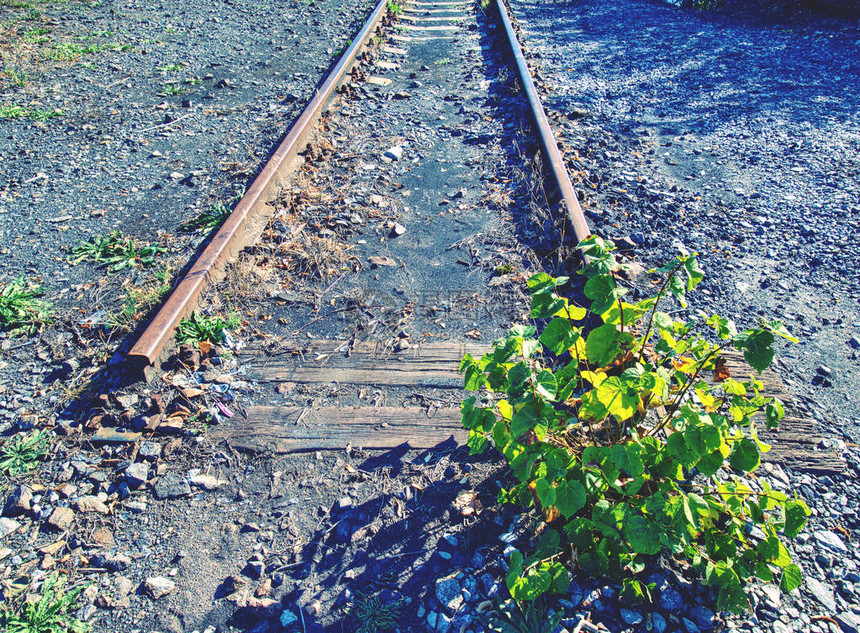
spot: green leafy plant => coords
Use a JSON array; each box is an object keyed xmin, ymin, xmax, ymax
[
  {"xmin": 0, "ymin": 429, "xmax": 50, "ymax": 476},
  {"xmin": 181, "ymin": 202, "xmax": 230, "ymax": 232},
  {"xmin": 156, "ymin": 63, "xmax": 184, "ymax": 73},
  {"xmin": 43, "ymin": 41, "xmax": 130, "ymax": 61},
  {"xmin": 460, "ymin": 236, "xmax": 808, "ymax": 613},
  {"xmin": 350, "ymin": 592, "xmax": 401, "ymax": 633},
  {"xmin": 23, "ymin": 26, "xmax": 50, "ymax": 43},
  {"xmin": 162, "ymin": 83, "xmax": 184, "ymax": 95},
  {"xmin": 70, "ymin": 231, "xmax": 165, "ymax": 272},
  {"xmin": 386, "ymin": 0, "xmax": 403, "ymax": 14},
  {"xmin": 0, "ymin": 105, "xmax": 63, "ymax": 121},
  {"xmin": 0, "ymin": 276, "xmax": 52, "ymax": 334},
  {"xmin": 4, "ymin": 67, "xmax": 30, "ymax": 87},
  {"xmin": 0, "ymin": 573, "xmax": 91, "ymax": 633},
  {"xmin": 176, "ymin": 311, "xmax": 239, "ymax": 345},
  {"xmin": 487, "ymin": 600, "xmax": 561, "ymax": 633}
]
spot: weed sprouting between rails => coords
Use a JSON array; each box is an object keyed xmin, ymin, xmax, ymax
[{"xmin": 460, "ymin": 236, "xmax": 807, "ymax": 614}]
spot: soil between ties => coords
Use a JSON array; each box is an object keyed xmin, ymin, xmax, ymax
[{"xmin": 200, "ymin": 1, "xmax": 560, "ymax": 430}]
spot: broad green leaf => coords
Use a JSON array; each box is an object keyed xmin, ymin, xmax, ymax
[
  {"xmin": 779, "ymin": 563, "xmax": 802, "ymax": 592},
  {"xmin": 584, "ymin": 274, "xmax": 624, "ymax": 314},
  {"xmin": 584, "ymin": 274, "xmax": 615, "ymax": 301},
  {"xmin": 534, "ymin": 478, "xmax": 556, "ymax": 509},
  {"xmin": 667, "ymin": 431, "xmax": 699, "ymax": 468},
  {"xmin": 555, "ymin": 479, "xmax": 586, "ymax": 519},
  {"xmin": 461, "ymin": 399, "xmax": 495, "ymax": 432},
  {"xmin": 721, "ymin": 382, "xmax": 745, "ymax": 401},
  {"xmin": 535, "ymin": 370, "xmax": 558, "ymax": 400},
  {"xmin": 783, "ymin": 500, "xmax": 810, "ymax": 538},
  {"xmin": 579, "ymin": 550, "xmax": 609, "ymax": 576},
  {"xmin": 547, "ymin": 561, "xmax": 570, "ymax": 594},
  {"xmin": 601, "ymin": 301, "xmax": 645, "ymax": 328},
  {"xmin": 511, "ymin": 402, "xmax": 540, "ymax": 437},
  {"xmin": 530, "ymin": 292, "xmax": 567, "ymax": 319},
  {"xmin": 586, "ymin": 323, "xmax": 624, "ymax": 366},
  {"xmin": 526, "ymin": 272, "xmax": 556, "ymax": 295},
  {"xmin": 666, "ymin": 274, "xmax": 688, "ymax": 308},
  {"xmin": 681, "ymin": 255, "xmax": 704, "ymax": 291},
  {"xmin": 765, "ymin": 398, "xmax": 785, "ymax": 430},
  {"xmin": 733, "ymin": 328, "xmax": 775, "ymax": 372},
  {"xmin": 462, "ymin": 362, "xmax": 486, "ymax": 391},
  {"xmin": 755, "ymin": 562, "xmax": 774, "ymax": 583},
  {"xmin": 696, "ymin": 450, "xmax": 723, "ymax": 477},
  {"xmin": 764, "ymin": 319, "xmax": 798, "ymax": 343},
  {"xmin": 521, "ymin": 339, "xmax": 541, "ymax": 359},
  {"xmin": 509, "ymin": 565, "xmax": 552, "ymax": 602},
  {"xmin": 492, "ymin": 420, "xmax": 510, "ymax": 448},
  {"xmin": 653, "ymin": 311, "xmax": 674, "ymax": 331},
  {"xmin": 705, "ymin": 313, "xmax": 737, "ymax": 339},
  {"xmin": 623, "ymin": 515, "xmax": 661, "ymax": 555},
  {"xmin": 595, "ymin": 376, "xmax": 638, "ymax": 423},
  {"xmin": 539, "ymin": 318, "xmax": 580, "ymax": 355},
  {"xmin": 507, "ymin": 361, "xmax": 531, "ymax": 392},
  {"xmin": 467, "ymin": 430, "xmax": 489, "ymax": 454},
  {"xmin": 610, "ymin": 443, "xmax": 644, "ymax": 477},
  {"xmin": 728, "ymin": 437, "xmax": 760, "ymax": 472},
  {"xmin": 565, "ymin": 517, "xmax": 595, "ymax": 550}
]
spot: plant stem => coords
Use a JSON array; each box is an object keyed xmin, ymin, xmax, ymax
[{"xmin": 636, "ymin": 262, "xmax": 683, "ymax": 363}]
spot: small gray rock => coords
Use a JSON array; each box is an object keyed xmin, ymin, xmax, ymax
[
  {"xmin": 651, "ymin": 613, "xmax": 667, "ymax": 633},
  {"xmin": 3, "ymin": 485, "xmax": 32, "ymax": 517},
  {"xmin": 426, "ymin": 611, "xmax": 450, "ymax": 633},
  {"xmin": 189, "ymin": 474, "xmax": 226, "ymax": 491},
  {"xmin": 835, "ymin": 612, "xmax": 860, "ymax": 633},
  {"xmin": 384, "ymin": 145, "xmax": 403, "ymax": 161},
  {"xmin": 45, "ymin": 506, "xmax": 75, "ymax": 531},
  {"xmin": 435, "ymin": 575, "xmax": 462, "ymax": 613},
  {"xmin": 139, "ymin": 441, "xmax": 162, "ymax": 461},
  {"xmin": 683, "ymin": 617, "xmax": 701, "ymax": 633},
  {"xmin": 115, "ymin": 393, "xmax": 139, "ymax": 408},
  {"xmin": 0, "ymin": 517, "xmax": 21, "ymax": 538},
  {"xmin": 814, "ymin": 529, "xmax": 848, "ymax": 554},
  {"xmin": 125, "ymin": 462, "xmax": 149, "ymax": 489},
  {"xmin": 689, "ymin": 605, "xmax": 715, "ymax": 629},
  {"xmin": 143, "ymin": 576, "xmax": 175, "ymax": 599},
  {"xmin": 280, "ymin": 609, "xmax": 299, "ymax": 629},
  {"xmin": 76, "ymin": 495, "xmax": 109, "ymax": 514},
  {"xmin": 805, "ymin": 576, "xmax": 837, "ymax": 612},
  {"xmin": 105, "ymin": 553, "xmax": 132, "ymax": 572},
  {"xmin": 336, "ymin": 496, "xmax": 353, "ymax": 510},
  {"xmin": 243, "ymin": 560, "xmax": 265, "ymax": 580},
  {"xmin": 620, "ymin": 608, "xmax": 643, "ymax": 625},
  {"xmin": 153, "ymin": 473, "xmax": 191, "ymax": 500},
  {"xmin": 658, "ymin": 588, "xmax": 683, "ymax": 611}
]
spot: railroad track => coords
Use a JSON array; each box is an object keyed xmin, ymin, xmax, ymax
[{"xmin": 122, "ymin": 0, "xmax": 840, "ymax": 473}]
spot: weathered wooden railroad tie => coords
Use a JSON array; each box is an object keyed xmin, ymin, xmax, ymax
[{"xmin": 208, "ymin": 342, "xmax": 842, "ymax": 474}]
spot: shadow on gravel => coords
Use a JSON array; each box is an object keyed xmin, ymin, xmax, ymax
[
  {"xmin": 573, "ymin": 0, "xmax": 860, "ymax": 138},
  {"xmin": 185, "ymin": 445, "xmax": 510, "ymax": 633}
]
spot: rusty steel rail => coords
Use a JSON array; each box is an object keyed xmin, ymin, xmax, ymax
[
  {"xmin": 493, "ymin": 0, "xmax": 591, "ymax": 246},
  {"xmin": 127, "ymin": 0, "xmax": 391, "ymax": 377}
]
